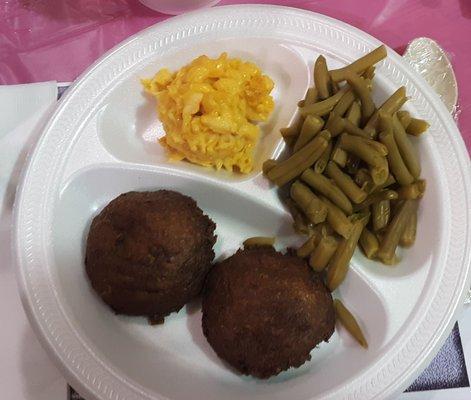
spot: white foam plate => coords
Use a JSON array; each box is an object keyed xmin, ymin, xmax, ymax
[{"xmin": 13, "ymin": 5, "xmax": 471, "ymax": 400}]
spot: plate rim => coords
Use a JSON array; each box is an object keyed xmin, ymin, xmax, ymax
[{"xmin": 12, "ymin": 4, "xmax": 471, "ymax": 400}]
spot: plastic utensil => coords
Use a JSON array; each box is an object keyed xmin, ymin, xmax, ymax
[{"xmin": 139, "ymin": 0, "xmax": 221, "ymax": 15}]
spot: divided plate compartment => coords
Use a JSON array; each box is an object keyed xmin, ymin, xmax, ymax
[{"xmin": 13, "ymin": 5, "xmax": 471, "ymax": 400}]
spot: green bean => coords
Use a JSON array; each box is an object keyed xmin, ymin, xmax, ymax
[
  {"xmin": 400, "ymin": 200, "xmax": 418, "ymax": 247},
  {"xmin": 243, "ymin": 237, "xmax": 275, "ymax": 248},
  {"xmin": 326, "ymin": 213, "xmax": 368, "ymax": 291},
  {"xmin": 351, "ymin": 134, "xmax": 388, "ymax": 156},
  {"xmin": 285, "ymin": 198, "xmax": 312, "ymax": 235},
  {"xmin": 366, "ymin": 174, "xmax": 396, "ymax": 194},
  {"xmin": 377, "ymin": 200, "xmax": 416, "ymax": 264},
  {"xmin": 354, "ymin": 169, "xmax": 373, "ymax": 191},
  {"xmin": 300, "ymin": 86, "xmax": 348, "ymax": 117},
  {"xmin": 309, "ymin": 235, "xmax": 338, "ymax": 272},
  {"xmin": 326, "ymin": 162, "xmax": 367, "ymax": 204},
  {"xmin": 267, "ymin": 131, "xmax": 330, "ymax": 186},
  {"xmin": 346, "ymin": 101, "xmax": 361, "ymax": 126},
  {"xmin": 379, "ymin": 127, "xmax": 414, "ymax": 185},
  {"xmin": 297, "ymin": 233, "xmax": 320, "ymax": 258},
  {"xmin": 397, "ymin": 179, "xmax": 426, "ymax": 199},
  {"xmin": 325, "ymin": 112, "xmax": 346, "ymax": 137},
  {"xmin": 301, "ymin": 169, "xmax": 353, "ymax": 215},
  {"xmin": 330, "ymin": 45, "xmax": 387, "ymax": 82},
  {"xmin": 359, "ymin": 227, "xmax": 379, "ymax": 259},
  {"xmin": 334, "ymin": 299, "xmax": 368, "ymax": 348},
  {"xmin": 362, "ymin": 65, "xmax": 375, "ymax": 80},
  {"xmin": 298, "ymin": 87, "xmax": 318, "ymax": 107},
  {"xmin": 338, "ymin": 133, "xmax": 388, "ymax": 172},
  {"xmin": 314, "ymin": 221, "xmax": 335, "ymax": 238},
  {"xmin": 330, "ymin": 74, "xmax": 340, "ymax": 94},
  {"xmin": 343, "ymin": 118, "xmax": 370, "ymax": 139},
  {"xmin": 397, "ymin": 110, "xmax": 411, "ymax": 130},
  {"xmin": 364, "ymin": 86, "xmax": 408, "ymax": 136},
  {"xmin": 314, "ymin": 141, "xmax": 333, "ymax": 174},
  {"xmin": 372, "ymin": 200, "xmax": 390, "ymax": 231},
  {"xmin": 280, "ymin": 117, "xmax": 303, "ymax": 138},
  {"xmin": 380, "ymin": 86, "xmax": 408, "ymax": 115},
  {"xmin": 353, "ymin": 189, "xmax": 398, "ymax": 211},
  {"xmin": 392, "ymin": 114, "xmax": 421, "ymax": 178},
  {"xmin": 406, "ymin": 118, "xmax": 429, "ymax": 136},
  {"xmin": 369, "ymin": 162, "xmax": 390, "ymax": 186},
  {"xmin": 346, "ymin": 72, "xmax": 375, "ymax": 123},
  {"xmin": 293, "ymin": 115, "xmax": 324, "ymax": 152},
  {"xmin": 314, "ymin": 55, "xmax": 331, "ymax": 100},
  {"xmin": 346, "ymin": 155, "xmax": 361, "ymax": 175},
  {"xmin": 290, "ymin": 181, "xmax": 328, "ymax": 224},
  {"xmin": 262, "ymin": 159, "xmax": 277, "ymax": 175},
  {"xmin": 331, "ymin": 143, "xmax": 348, "ymax": 167},
  {"xmin": 332, "ymin": 89, "xmax": 355, "ymax": 117},
  {"xmin": 321, "ymin": 196, "xmax": 353, "ymax": 239}
]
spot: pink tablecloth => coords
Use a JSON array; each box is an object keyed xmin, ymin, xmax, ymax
[{"xmin": 1, "ymin": 0, "xmax": 470, "ymax": 148}]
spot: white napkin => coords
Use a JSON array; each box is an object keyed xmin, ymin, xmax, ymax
[{"xmin": 0, "ymin": 82, "xmax": 68, "ymax": 400}]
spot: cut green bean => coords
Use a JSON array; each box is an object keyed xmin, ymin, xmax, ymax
[
  {"xmin": 377, "ymin": 200, "xmax": 416, "ymax": 264},
  {"xmin": 353, "ymin": 190, "xmax": 398, "ymax": 211},
  {"xmin": 406, "ymin": 118, "xmax": 429, "ymax": 136},
  {"xmin": 352, "ymin": 134, "xmax": 389, "ymax": 156},
  {"xmin": 297, "ymin": 233, "xmax": 320, "ymax": 258},
  {"xmin": 321, "ymin": 196, "xmax": 353, "ymax": 239},
  {"xmin": 330, "ymin": 75, "xmax": 340, "ymax": 94},
  {"xmin": 298, "ymin": 87, "xmax": 319, "ymax": 107},
  {"xmin": 309, "ymin": 235, "xmax": 338, "ymax": 272},
  {"xmin": 301, "ymin": 168, "xmax": 353, "ymax": 215},
  {"xmin": 334, "ymin": 299, "xmax": 368, "ymax": 348},
  {"xmin": 314, "ymin": 141, "xmax": 333, "ymax": 174},
  {"xmin": 338, "ymin": 134, "xmax": 388, "ymax": 178},
  {"xmin": 364, "ymin": 86, "xmax": 408, "ymax": 136},
  {"xmin": 359, "ymin": 227, "xmax": 379, "ymax": 259},
  {"xmin": 379, "ymin": 127, "xmax": 414, "ymax": 185},
  {"xmin": 332, "ymin": 89, "xmax": 356, "ymax": 117},
  {"xmin": 380, "ymin": 86, "xmax": 408, "ymax": 115},
  {"xmin": 326, "ymin": 213, "xmax": 369, "ymax": 291},
  {"xmin": 325, "ymin": 112, "xmax": 346, "ymax": 137},
  {"xmin": 280, "ymin": 117, "xmax": 303, "ymax": 138},
  {"xmin": 293, "ymin": 115, "xmax": 324, "ymax": 152},
  {"xmin": 346, "ymin": 101, "xmax": 362, "ymax": 126},
  {"xmin": 372, "ymin": 200, "xmax": 390, "ymax": 231},
  {"xmin": 285, "ymin": 198, "xmax": 312, "ymax": 235},
  {"xmin": 400, "ymin": 200, "xmax": 418, "ymax": 247},
  {"xmin": 392, "ymin": 113, "xmax": 421, "ymax": 178},
  {"xmin": 346, "ymin": 155, "xmax": 361, "ymax": 176},
  {"xmin": 362, "ymin": 65, "xmax": 375, "ymax": 80},
  {"xmin": 326, "ymin": 161, "xmax": 367, "ymax": 204},
  {"xmin": 243, "ymin": 237, "xmax": 275, "ymax": 248},
  {"xmin": 314, "ymin": 55, "xmax": 331, "ymax": 100},
  {"xmin": 397, "ymin": 179, "xmax": 426, "ymax": 199},
  {"xmin": 331, "ymin": 143, "xmax": 348, "ymax": 167},
  {"xmin": 267, "ymin": 131, "xmax": 330, "ymax": 186},
  {"xmin": 313, "ymin": 222, "xmax": 335, "ymax": 238},
  {"xmin": 354, "ymin": 169, "xmax": 373, "ymax": 191},
  {"xmin": 346, "ymin": 72, "xmax": 375, "ymax": 123},
  {"xmin": 367, "ymin": 174, "xmax": 396, "ymax": 194},
  {"xmin": 343, "ymin": 118, "xmax": 370, "ymax": 139},
  {"xmin": 300, "ymin": 86, "xmax": 348, "ymax": 117},
  {"xmin": 330, "ymin": 45, "xmax": 387, "ymax": 82},
  {"xmin": 397, "ymin": 110, "xmax": 411, "ymax": 130},
  {"xmin": 290, "ymin": 181, "xmax": 328, "ymax": 224},
  {"xmin": 369, "ymin": 162, "xmax": 390, "ymax": 185},
  {"xmin": 262, "ymin": 159, "xmax": 277, "ymax": 175}
]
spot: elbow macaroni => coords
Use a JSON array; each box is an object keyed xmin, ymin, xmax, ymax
[{"xmin": 142, "ymin": 53, "xmax": 274, "ymax": 173}]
